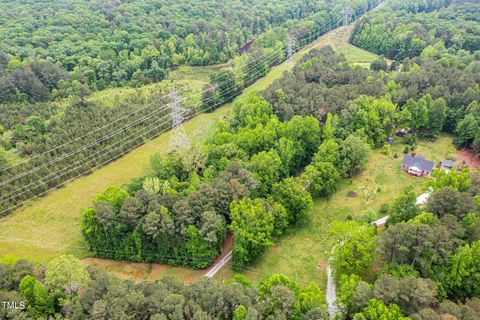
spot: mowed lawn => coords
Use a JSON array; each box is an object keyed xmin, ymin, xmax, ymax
[
  {"xmin": 0, "ymin": 25, "xmax": 348, "ymax": 282},
  {"xmin": 215, "ymin": 134, "xmax": 454, "ymax": 288}
]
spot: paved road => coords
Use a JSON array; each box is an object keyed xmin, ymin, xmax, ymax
[
  {"xmin": 326, "ymin": 262, "xmax": 340, "ymax": 318},
  {"xmin": 205, "ymin": 250, "xmax": 232, "ymax": 278}
]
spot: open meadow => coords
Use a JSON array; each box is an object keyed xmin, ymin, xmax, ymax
[
  {"xmin": 0, "ymin": 24, "xmax": 349, "ymax": 282},
  {"xmin": 215, "ymin": 134, "xmax": 454, "ymax": 288}
]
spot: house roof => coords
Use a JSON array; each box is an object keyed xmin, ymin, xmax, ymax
[
  {"xmin": 441, "ymin": 160, "xmax": 457, "ymax": 168},
  {"xmin": 402, "ymin": 155, "xmax": 435, "ymax": 173}
]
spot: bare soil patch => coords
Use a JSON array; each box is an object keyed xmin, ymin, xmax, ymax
[{"xmin": 456, "ymin": 149, "xmax": 480, "ymax": 170}]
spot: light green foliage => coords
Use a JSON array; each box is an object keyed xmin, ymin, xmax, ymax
[
  {"xmin": 455, "ymin": 101, "xmax": 480, "ymax": 150},
  {"xmin": 142, "ymin": 177, "xmax": 163, "ymax": 195},
  {"xmin": 404, "ymin": 98, "xmax": 428, "ymax": 135},
  {"xmin": 346, "ymin": 96, "xmax": 396, "ymax": 147},
  {"xmin": 314, "ymin": 139, "xmax": 339, "ymax": 166},
  {"xmin": 425, "ymin": 168, "xmax": 471, "ymax": 192},
  {"xmin": 403, "ymin": 95, "xmax": 447, "ymax": 138},
  {"xmin": 302, "ymin": 161, "xmax": 341, "ymax": 197},
  {"xmin": 463, "ymin": 212, "xmax": 480, "ymax": 242},
  {"xmin": 353, "ymin": 299, "xmax": 410, "ymax": 320},
  {"xmin": 259, "ymin": 274, "xmax": 300, "ymax": 298},
  {"xmin": 149, "ymin": 153, "xmax": 183, "ymax": 180},
  {"xmin": 379, "ymin": 264, "xmax": 420, "ymax": 279},
  {"xmin": 339, "ymin": 135, "xmax": 370, "ymax": 178},
  {"xmin": 230, "ymin": 94, "xmax": 273, "ymax": 129},
  {"xmin": 270, "ymin": 177, "xmax": 313, "ymax": 225},
  {"xmin": 295, "ymin": 282, "xmax": 326, "ymax": 316},
  {"xmin": 226, "ymin": 274, "xmax": 253, "ymax": 288},
  {"xmin": 94, "ymin": 185, "xmax": 130, "ymax": 212},
  {"xmin": 387, "ymin": 186, "xmax": 420, "ymax": 224},
  {"xmin": 19, "ymin": 275, "xmax": 52, "ymax": 317},
  {"xmin": 230, "ymin": 198, "xmax": 275, "ymax": 270},
  {"xmin": 338, "ymin": 274, "xmax": 373, "ymax": 316},
  {"xmin": 407, "ymin": 212, "xmax": 438, "ymax": 226},
  {"xmin": 323, "ymin": 113, "xmax": 337, "ymax": 140},
  {"xmin": 45, "ymin": 255, "xmax": 91, "ymax": 294},
  {"xmin": 233, "ymin": 305, "xmax": 248, "ymax": 320},
  {"xmin": 330, "ymin": 221, "xmax": 375, "ymax": 277},
  {"xmin": 443, "ymin": 241, "xmax": 480, "ymax": 300},
  {"xmin": 249, "ymin": 149, "xmax": 283, "ymax": 196}
]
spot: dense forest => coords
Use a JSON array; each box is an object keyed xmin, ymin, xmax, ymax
[
  {"xmin": 1, "ymin": 0, "xmax": 480, "ymax": 319},
  {"xmin": 0, "ymin": 0, "xmax": 380, "ymax": 216},
  {"xmin": 0, "ymin": 255, "xmax": 330, "ymax": 319},
  {"xmin": 350, "ymin": 1, "xmax": 480, "ymax": 61},
  {"xmin": 263, "ymin": 45, "xmax": 480, "ymax": 151},
  {"xmin": 0, "ymin": 0, "xmax": 312, "ymax": 92},
  {"xmin": 0, "ymin": 0, "xmax": 377, "ymax": 102},
  {"xmin": 81, "ymin": 93, "xmax": 371, "ymax": 269}
]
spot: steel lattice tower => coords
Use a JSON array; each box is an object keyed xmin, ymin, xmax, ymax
[
  {"xmin": 343, "ymin": 5, "xmax": 352, "ymax": 29},
  {"xmin": 287, "ymin": 34, "xmax": 295, "ymax": 60},
  {"xmin": 167, "ymin": 91, "xmax": 190, "ymax": 153}
]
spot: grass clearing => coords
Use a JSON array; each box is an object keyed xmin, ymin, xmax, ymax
[
  {"xmin": 216, "ymin": 134, "xmax": 454, "ymax": 288},
  {"xmin": 0, "ymin": 25, "xmax": 350, "ymax": 282},
  {"xmin": 327, "ymin": 25, "xmax": 390, "ymax": 68}
]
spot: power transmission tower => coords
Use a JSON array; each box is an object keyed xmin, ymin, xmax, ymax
[
  {"xmin": 286, "ymin": 34, "xmax": 295, "ymax": 60},
  {"xmin": 342, "ymin": 5, "xmax": 352, "ymax": 30},
  {"xmin": 167, "ymin": 91, "xmax": 190, "ymax": 153}
]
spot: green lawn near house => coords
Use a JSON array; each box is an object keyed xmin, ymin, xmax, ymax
[{"xmin": 215, "ymin": 134, "xmax": 454, "ymax": 288}]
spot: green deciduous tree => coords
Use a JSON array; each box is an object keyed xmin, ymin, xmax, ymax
[
  {"xmin": 388, "ymin": 186, "xmax": 420, "ymax": 224},
  {"xmin": 339, "ymin": 135, "xmax": 370, "ymax": 178},
  {"xmin": 353, "ymin": 299, "xmax": 410, "ymax": 320},
  {"xmin": 45, "ymin": 255, "xmax": 90, "ymax": 295},
  {"xmin": 230, "ymin": 198, "xmax": 274, "ymax": 270},
  {"xmin": 330, "ymin": 221, "xmax": 375, "ymax": 277}
]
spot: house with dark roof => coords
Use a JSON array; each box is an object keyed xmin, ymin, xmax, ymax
[
  {"xmin": 440, "ymin": 160, "xmax": 457, "ymax": 173},
  {"xmin": 401, "ymin": 154, "xmax": 435, "ymax": 177}
]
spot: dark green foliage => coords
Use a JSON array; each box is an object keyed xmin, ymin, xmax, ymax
[
  {"xmin": 0, "ymin": 60, "xmax": 67, "ymax": 103},
  {"xmin": 378, "ymin": 222, "xmax": 454, "ymax": 277},
  {"xmin": 263, "ymin": 46, "xmax": 385, "ymax": 121},
  {"xmin": 370, "ymin": 57, "xmax": 388, "ymax": 72},
  {"xmin": 350, "ymin": 1, "xmax": 480, "ymax": 61},
  {"xmin": 426, "ymin": 187, "xmax": 478, "ymax": 219},
  {"xmin": 0, "ymin": 259, "xmax": 327, "ymax": 319},
  {"xmin": 82, "ymin": 162, "xmax": 255, "ymax": 268},
  {"xmin": 270, "ymin": 177, "xmax": 313, "ymax": 225}
]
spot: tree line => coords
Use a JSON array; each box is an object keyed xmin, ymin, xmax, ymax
[
  {"xmin": 0, "ymin": 255, "xmax": 329, "ymax": 319},
  {"xmin": 81, "ymin": 93, "xmax": 372, "ymax": 270},
  {"xmin": 0, "ymin": 0, "xmax": 380, "ymax": 215},
  {"xmin": 262, "ymin": 45, "xmax": 480, "ymax": 154},
  {"xmin": 350, "ymin": 1, "xmax": 480, "ymax": 61}
]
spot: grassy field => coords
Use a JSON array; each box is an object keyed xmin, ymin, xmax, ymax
[
  {"xmin": 0, "ymin": 7, "xmax": 419, "ymax": 284},
  {"xmin": 0, "ymin": 24, "xmax": 350, "ymax": 282},
  {"xmin": 215, "ymin": 134, "xmax": 454, "ymax": 288},
  {"xmin": 327, "ymin": 25, "xmax": 389, "ymax": 68}
]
